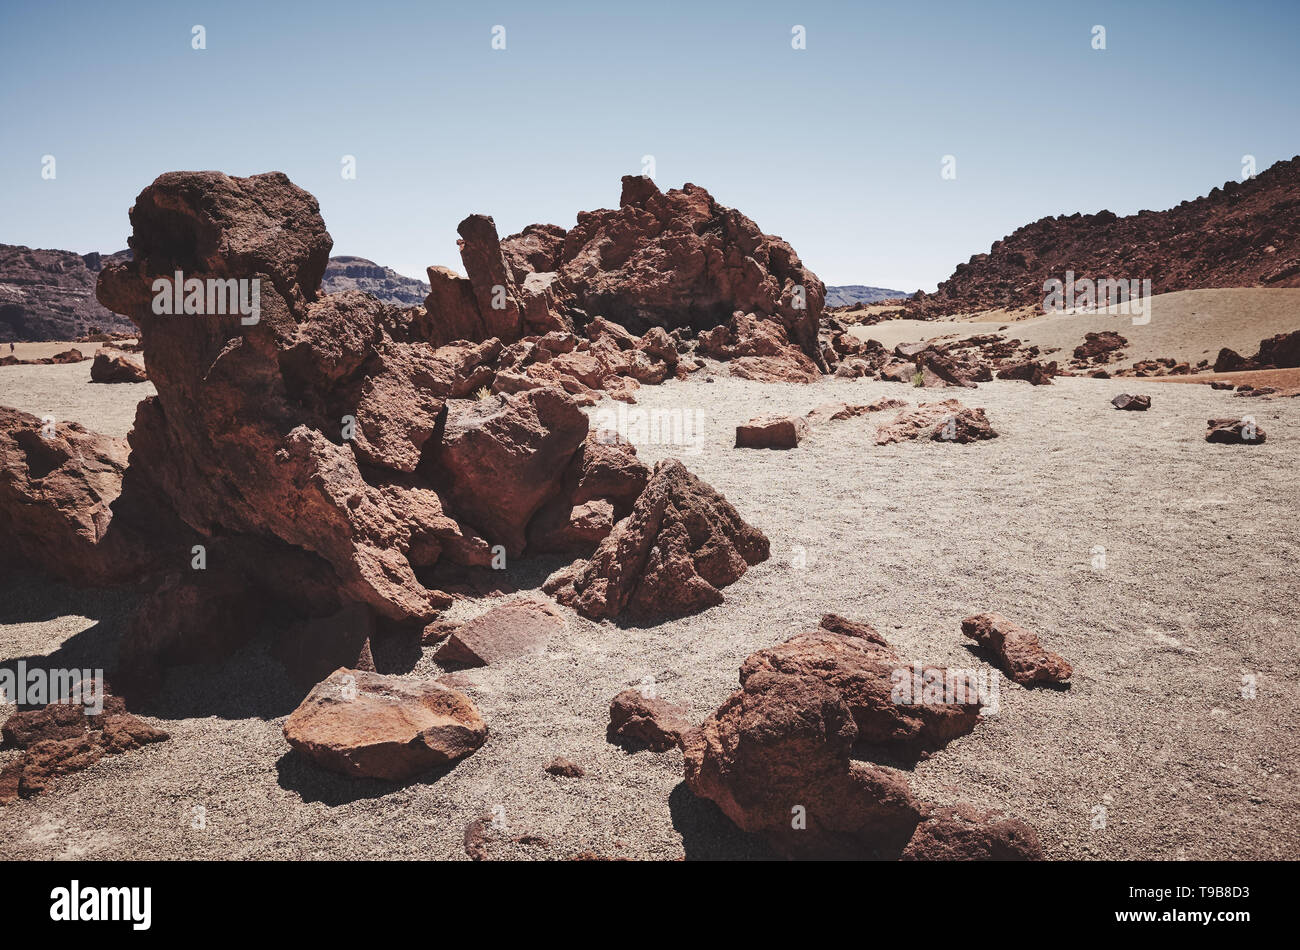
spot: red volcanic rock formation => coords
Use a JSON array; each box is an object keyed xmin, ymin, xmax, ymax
[
  {"xmin": 961, "ymin": 613, "xmax": 1072, "ymax": 687},
  {"xmin": 910, "ymin": 156, "xmax": 1300, "ymax": 317},
  {"xmin": 544, "ymin": 460, "xmax": 770, "ymax": 621},
  {"xmin": 32, "ymin": 168, "xmax": 770, "ymax": 684},
  {"xmin": 0, "ymin": 407, "xmax": 179, "ymax": 586},
  {"xmin": 738, "ymin": 620, "xmax": 984, "ymax": 755},
  {"xmin": 422, "ymin": 176, "xmax": 827, "ymax": 374}
]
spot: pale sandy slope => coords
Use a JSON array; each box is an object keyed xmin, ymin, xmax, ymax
[
  {"xmin": 848, "ymin": 288, "xmax": 1300, "ymax": 371},
  {"xmin": 1, "ymin": 364, "xmax": 1297, "ymax": 861}
]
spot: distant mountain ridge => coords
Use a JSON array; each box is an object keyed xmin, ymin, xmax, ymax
[
  {"xmin": 320, "ymin": 256, "xmax": 429, "ymax": 307},
  {"xmin": 824, "ymin": 285, "xmax": 909, "ymax": 308},
  {"xmin": 0, "ymin": 248, "xmax": 433, "ymax": 341},
  {"xmin": 0, "ymin": 245, "xmax": 134, "ymax": 342}
]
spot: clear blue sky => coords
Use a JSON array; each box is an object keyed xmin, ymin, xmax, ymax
[{"xmin": 2, "ymin": 0, "xmax": 1297, "ymax": 291}]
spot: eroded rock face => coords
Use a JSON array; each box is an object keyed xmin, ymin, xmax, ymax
[
  {"xmin": 699, "ymin": 311, "xmax": 821, "ymax": 382},
  {"xmin": 544, "ymin": 460, "xmax": 769, "ymax": 620},
  {"xmin": 0, "ymin": 407, "xmax": 174, "ymax": 586},
  {"xmin": 0, "ymin": 244, "xmax": 134, "ymax": 342},
  {"xmin": 961, "ymin": 613, "xmax": 1072, "ymax": 687},
  {"xmin": 283, "ymin": 668, "xmax": 487, "ymax": 780}
]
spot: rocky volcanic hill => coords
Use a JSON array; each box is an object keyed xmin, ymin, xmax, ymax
[
  {"xmin": 825, "ymin": 285, "xmax": 909, "ymax": 307},
  {"xmin": 321, "ymin": 256, "xmax": 429, "ymax": 306},
  {"xmin": 0, "ymin": 245, "xmax": 135, "ymax": 342},
  {"xmin": 911, "ymin": 155, "xmax": 1300, "ymax": 318}
]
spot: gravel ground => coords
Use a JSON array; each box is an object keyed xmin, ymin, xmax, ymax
[{"xmin": 1, "ymin": 367, "xmax": 1297, "ymax": 861}]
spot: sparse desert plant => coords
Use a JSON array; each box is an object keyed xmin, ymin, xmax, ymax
[
  {"xmin": 912, "ymin": 370, "xmax": 925, "ymax": 387},
  {"xmin": 473, "ymin": 385, "xmax": 492, "ymax": 401}
]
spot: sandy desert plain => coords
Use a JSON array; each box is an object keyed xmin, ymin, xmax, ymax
[{"xmin": 1, "ymin": 286, "xmax": 1296, "ymax": 861}]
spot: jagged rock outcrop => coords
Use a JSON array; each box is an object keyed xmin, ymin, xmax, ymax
[
  {"xmin": 544, "ymin": 459, "xmax": 769, "ymax": 620},
  {"xmin": 420, "ymin": 177, "xmax": 827, "ymax": 374},
  {"xmin": 0, "ymin": 407, "xmax": 178, "ymax": 586}
]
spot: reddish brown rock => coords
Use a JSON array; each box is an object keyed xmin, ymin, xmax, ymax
[
  {"xmin": 607, "ymin": 688, "xmax": 691, "ymax": 752},
  {"xmin": 90, "ymin": 349, "xmax": 147, "ymax": 383},
  {"xmin": 0, "ymin": 698, "xmax": 168, "ymax": 805},
  {"xmin": 544, "ymin": 459, "xmax": 769, "ymax": 620},
  {"xmin": 434, "ymin": 597, "xmax": 565, "ymax": 667},
  {"xmin": 903, "ymin": 157, "xmax": 1300, "ymax": 319},
  {"xmin": 545, "ymin": 756, "xmax": 585, "ymax": 778},
  {"xmin": 682, "ymin": 669, "xmax": 924, "ymax": 859},
  {"xmin": 901, "ymin": 804, "xmax": 1044, "ymax": 860},
  {"xmin": 51, "ymin": 348, "xmax": 86, "ymax": 364},
  {"xmin": 996, "ymin": 359, "xmax": 1055, "ymax": 385},
  {"xmin": 1111, "ymin": 393, "xmax": 1151, "ymax": 411},
  {"xmin": 1254, "ymin": 329, "xmax": 1300, "ymax": 368},
  {"xmin": 735, "ymin": 413, "xmax": 808, "ymax": 449},
  {"xmin": 961, "ymin": 613, "xmax": 1072, "ymax": 687},
  {"xmin": 434, "ymin": 388, "xmax": 589, "ymax": 557},
  {"xmin": 0, "ymin": 407, "xmax": 172, "ymax": 586},
  {"xmin": 699, "ymin": 312, "xmax": 821, "ymax": 382},
  {"xmin": 498, "ymin": 177, "xmax": 826, "ymax": 366},
  {"xmin": 1112, "ymin": 392, "xmax": 1154, "ymax": 410},
  {"xmin": 1206, "ymin": 417, "xmax": 1267, "ymax": 443},
  {"xmin": 1074, "ymin": 331, "xmax": 1127, "ymax": 362},
  {"xmin": 739, "ymin": 624, "xmax": 984, "ymax": 755},
  {"xmin": 283, "ymin": 668, "xmax": 488, "ymax": 780},
  {"xmin": 873, "ymin": 399, "xmax": 997, "ymax": 445}
]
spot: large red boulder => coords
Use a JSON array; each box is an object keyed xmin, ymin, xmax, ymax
[{"xmin": 283, "ymin": 668, "xmax": 487, "ymax": 780}]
